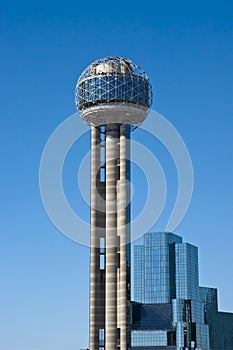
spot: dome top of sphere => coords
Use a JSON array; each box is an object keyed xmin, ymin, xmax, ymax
[{"xmin": 78, "ymin": 56, "xmax": 150, "ymax": 81}]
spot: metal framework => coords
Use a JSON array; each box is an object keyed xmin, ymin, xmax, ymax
[{"xmin": 75, "ymin": 56, "xmax": 152, "ymax": 116}]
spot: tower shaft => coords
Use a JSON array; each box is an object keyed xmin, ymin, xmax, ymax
[
  {"xmin": 118, "ymin": 124, "xmax": 130, "ymax": 350},
  {"xmin": 90, "ymin": 127, "xmax": 105, "ymax": 349},
  {"xmin": 105, "ymin": 124, "xmax": 119, "ymax": 350},
  {"xmin": 89, "ymin": 124, "xmax": 130, "ymax": 350}
]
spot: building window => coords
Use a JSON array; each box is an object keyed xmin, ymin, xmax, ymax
[
  {"xmin": 100, "ymin": 167, "xmax": 105, "ymax": 182},
  {"xmin": 100, "ymin": 237, "xmax": 105, "ymax": 254},
  {"xmin": 100, "ymin": 255, "xmax": 105, "ymax": 270},
  {"xmin": 100, "ymin": 145, "xmax": 105, "ymax": 164},
  {"xmin": 99, "ymin": 126, "xmax": 106, "ymax": 183},
  {"xmin": 100, "ymin": 237, "xmax": 105, "ymax": 270},
  {"xmin": 117, "ymin": 328, "xmax": 120, "ymax": 347},
  {"xmin": 117, "ymin": 252, "xmax": 120, "ymax": 268},
  {"xmin": 99, "ymin": 328, "xmax": 104, "ymax": 347},
  {"xmin": 117, "ymin": 158, "xmax": 120, "ymax": 180}
]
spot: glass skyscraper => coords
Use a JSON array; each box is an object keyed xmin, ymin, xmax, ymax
[
  {"xmin": 131, "ymin": 232, "xmax": 233, "ymax": 350},
  {"xmin": 134, "ymin": 232, "xmax": 182, "ymax": 304}
]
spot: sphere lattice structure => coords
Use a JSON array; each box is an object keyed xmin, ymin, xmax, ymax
[{"xmin": 75, "ymin": 56, "xmax": 152, "ymax": 127}]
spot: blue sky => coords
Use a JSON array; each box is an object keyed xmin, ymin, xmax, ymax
[{"xmin": 1, "ymin": 1, "xmax": 233, "ymax": 349}]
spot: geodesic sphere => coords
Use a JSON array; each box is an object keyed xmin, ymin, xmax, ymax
[{"xmin": 75, "ymin": 57, "xmax": 152, "ymax": 114}]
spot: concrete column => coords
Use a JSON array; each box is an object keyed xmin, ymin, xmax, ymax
[
  {"xmin": 118, "ymin": 124, "xmax": 128, "ymax": 350},
  {"xmin": 105, "ymin": 124, "xmax": 119, "ymax": 350},
  {"xmin": 90, "ymin": 126, "xmax": 100, "ymax": 350}
]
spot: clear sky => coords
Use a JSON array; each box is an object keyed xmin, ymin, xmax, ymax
[{"xmin": 1, "ymin": 1, "xmax": 233, "ymax": 349}]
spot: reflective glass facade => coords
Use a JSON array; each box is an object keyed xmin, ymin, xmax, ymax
[
  {"xmin": 200, "ymin": 287, "xmax": 233, "ymax": 350},
  {"xmin": 133, "ymin": 232, "xmax": 182, "ymax": 304},
  {"xmin": 132, "ymin": 232, "xmax": 212, "ymax": 349},
  {"xmin": 131, "ymin": 331, "xmax": 168, "ymax": 347},
  {"xmin": 132, "ymin": 232, "xmax": 233, "ymax": 350},
  {"xmin": 78, "ymin": 76, "xmax": 151, "ymax": 109},
  {"xmin": 132, "ymin": 303, "xmax": 174, "ymax": 331},
  {"xmin": 175, "ymin": 243, "xmax": 199, "ymax": 301},
  {"xmin": 134, "ymin": 245, "xmax": 144, "ymax": 303}
]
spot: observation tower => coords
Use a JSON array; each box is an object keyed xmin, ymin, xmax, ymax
[{"xmin": 75, "ymin": 57, "xmax": 152, "ymax": 350}]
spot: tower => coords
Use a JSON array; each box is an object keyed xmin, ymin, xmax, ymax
[{"xmin": 75, "ymin": 57, "xmax": 152, "ymax": 350}]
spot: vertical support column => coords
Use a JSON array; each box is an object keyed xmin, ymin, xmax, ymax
[
  {"xmin": 105, "ymin": 124, "xmax": 119, "ymax": 350},
  {"xmin": 90, "ymin": 126, "xmax": 100, "ymax": 350},
  {"xmin": 118, "ymin": 124, "xmax": 130, "ymax": 350},
  {"xmin": 118, "ymin": 124, "xmax": 127, "ymax": 350}
]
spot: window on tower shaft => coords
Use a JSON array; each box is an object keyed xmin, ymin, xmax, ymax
[
  {"xmin": 99, "ymin": 328, "xmax": 104, "ymax": 347},
  {"xmin": 100, "ymin": 237, "xmax": 105, "ymax": 270},
  {"xmin": 99, "ymin": 126, "xmax": 106, "ymax": 183},
  {"xmin": 100, "ymin": 167, "xmax": 105, "ymax": 182}
]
